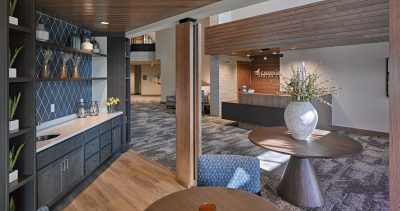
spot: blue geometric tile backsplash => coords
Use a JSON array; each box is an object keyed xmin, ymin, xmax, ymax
[{"xmin": 35, "ymin": 12, "xmax": 93, "ymax": 123}]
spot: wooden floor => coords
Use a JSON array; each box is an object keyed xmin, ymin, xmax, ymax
[{"xmin": 55, "ymin": 150, "xmax": 185, "ymax": 211}]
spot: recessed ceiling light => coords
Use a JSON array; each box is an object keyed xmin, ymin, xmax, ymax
[
  {"xmin": 264, "ymin": 56, "xmax": 267, "ymax": 60},
  {"xmin": 258, "ymin": 50, "xmax": 263, "ymax": 53},
  {"xmin": 246, "ymin": 54, "xmax": 251, "ymax": 57},
  {"xmin": 272, "ymin": 52, "xmax": 277, "ymax": 55},
  {"xmin": 100, "ymin": 21, "xmax": 109, "ymax": 25},
  {"xmin": 291, "ymin": 46, "xmax": 296, "ymax": 50},
  {"xmin": 232, "ymin": 52, "xmax": 236, "ymax": 55}
]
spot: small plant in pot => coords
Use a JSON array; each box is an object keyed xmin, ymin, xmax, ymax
[
  {"xmin": 280, "ymin": 62, "xmax": 338, "ymax": 140},
  {"xmin": 9, "ymin": 0, "xmax": 18, "ymax": 25},
  {"xmin": 9, "ymin": 92, "xmax": 21, "ymax": 132},
  {"xmin": 8, "ymin": 46, "xmax": 23, "ymax": 78},
  {"xmin": 9, "ymin": 143, "xmax": 24, "ymax": 183},
  {"xmin": 106, "ymin": 97, "xmax": 120, "ymax": 113}
]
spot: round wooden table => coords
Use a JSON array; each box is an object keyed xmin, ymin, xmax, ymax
[
  {"xmin": 248, "ymin": 127, "xmax": 363, "ymax": 208},
  {"xmin": 145, "ymin": 187, "xmax": 280, "ymax": 211}
]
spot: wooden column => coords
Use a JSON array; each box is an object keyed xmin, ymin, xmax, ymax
[
  {"xmin": 389, "ymin": 0, "xmax": 400, "ymax": 210},
  {"xmin": 175, "ymin": 21, "xmax": 202, "ymax": 187}
]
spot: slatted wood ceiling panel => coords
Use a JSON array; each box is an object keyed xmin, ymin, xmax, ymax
[{"xmin": 205, "ymin": 0, "xmax": 388, "ymax": 55}]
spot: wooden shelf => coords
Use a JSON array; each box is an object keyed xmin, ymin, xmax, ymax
[
  {"xmin": 9, "ymin": 127, "xmax": 33, "ymax": 139},
  {"xmin": 37, "ymin": 77, "xmax": 107, "ymax": 81},
  {"xmin": 36, "ymin": 41, "xmax": 107, "ymax": 57},
  {"xmin": 8, "ymin": 77, "xmax": 34, "ymax": 83},
  {"xmin": 9, "ymin": 24, "xmax": 33, "ymax": 34},
  {"xmin": 9, "ymin": 175, "xmax": 33, "ymax": 193}
]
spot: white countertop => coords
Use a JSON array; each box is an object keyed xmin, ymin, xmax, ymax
[{"xmin": 36, "ymin": 112, "xmax": 123, "ymax": 153}]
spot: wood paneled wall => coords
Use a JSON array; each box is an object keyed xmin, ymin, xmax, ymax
[
  {"xmin": 389, "ymin": 0, "xmax": 400, "ymax": 210},
  {"xmin": 175, "ymin": 22, "xmax": 201, "ymax": 187},
  {"xmin": 250, "ymin": 57, "xmax": 280, "ymax": 94},
  {"xmin": 205, "ymin": 0, "xmax": 389, "ymax": 55}
]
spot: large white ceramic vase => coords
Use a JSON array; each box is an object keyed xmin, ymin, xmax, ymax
[{"xmin": 284, "ymin": 101, "xmax": 318, "ymax": 140}]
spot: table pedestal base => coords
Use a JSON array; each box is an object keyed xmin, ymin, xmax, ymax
[{"xmin": 277, "ymin": 157, "xmax": 323, "ymax": 208}]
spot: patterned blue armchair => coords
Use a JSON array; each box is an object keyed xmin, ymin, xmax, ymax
[{"xmin": 198, "ymin": 154, "xmax": 261, "ymax": 194}]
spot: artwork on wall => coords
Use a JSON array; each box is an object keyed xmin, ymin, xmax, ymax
[
  {"xmin": 143, "ymin": 75, "xmax": 147, "ymax": 80},
  {"xmin": 386, "ymin": 58, "xmax": 389, "ymax": 97}
]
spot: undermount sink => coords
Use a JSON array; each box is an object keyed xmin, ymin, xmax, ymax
[{"xmin": 36, "ymin": 133, "xmax": 61, "ymax": 142}]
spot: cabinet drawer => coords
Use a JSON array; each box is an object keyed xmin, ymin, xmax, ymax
[
  {"xmin": 85, "ymin": 153, "xmax": 99, "ymax": 175},
  {"xmin": 85, "ymin": 138, "xmax": 100, "ymax": 159},
  {"xmin": 100, "ymin": 144, "xmax": 112, "ymax": 163},
  {"xmin": 112, "ymin": 115, "xmax": 122, "ymax": 127},
  {"xmin": 37, "ymin": 133, "xmax": 84, "ymax": 170},
  {"xmin": 100, "ymin": 120, "xmax": 112, "ymax": 134},
  {"xmin": 100, "ymin": 130, "xmax": 112, "ymax": 148},
  {"xmin": 85, "ymin": 126, "xmax": 99, "ymax": 142}
]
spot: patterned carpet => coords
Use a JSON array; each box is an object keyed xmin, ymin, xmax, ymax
[{"xmin": 129, "ymin": 96, "xmax": 389, "ymax": 211}]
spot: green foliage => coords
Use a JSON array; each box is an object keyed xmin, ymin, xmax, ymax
[
  {"xmin": 9, "ymin": 46, "xmax": 24, "ymax": 69},
  {"xmin": 9, "ymin": 0, "xmax": 17, "ymax": 17},
  {"xmin": 280, "ymin": 63, "xmax": 339, "ymax": 106},
  {"xmin": 9, "ymin": 92, "xmax": 21, "ymax": 121},
  {"xmin": 9, "ymin": 197, "xmax": 15, "ymax": 211},
  {"xmin": 9, "ymin": 143, "xmax": 24, "ymax": 173}
]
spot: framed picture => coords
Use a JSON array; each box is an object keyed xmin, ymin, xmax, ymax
[
  {"xmin": 386, "ymin": 58, "xmax": 389, "ymax": 97},
  {"xmin": 143, "ymin": 75, "xmax": 147, "ymax": 80}
]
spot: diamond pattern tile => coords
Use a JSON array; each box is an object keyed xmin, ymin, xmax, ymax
[{"xmin": 35, "ymin": 12, "xmax": 93, "ymax": 123}]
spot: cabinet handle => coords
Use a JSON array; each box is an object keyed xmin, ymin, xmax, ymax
[
  {"xmin": 61, "ymin": 160, "xmax": 66, "ymax": 171},
  {"xmin": 66, "ymin": 158, "xmax": 69, "ymax": 170}
]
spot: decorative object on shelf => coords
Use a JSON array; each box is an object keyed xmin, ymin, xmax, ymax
[
  {"xmin": 70, "ymin": 33, "xmax": 81, "ymax": 49},
  {"xmin": 59, "ymin": 52, "xmax": 71, "ymax": 79},
  {"xmin": 8, "ymin": 46, "xmax": 24, "ymax": 78},
  {"xmin": 9, "ymin": 143, "xmax": 24, "ymax": 183},
  {"xmin": 77, "ymin": 99, "xmax": 87, "ymax": 118},
  {"xmin": 9, "ymin": 197, "xmax": 15, "ymax": 211},
  {"xmin": 106, "ymin": 97, "xmax": 120, "ymax": 113},
  {"xmin": 71, "ymin": 55, "xmax": 81, "ymax": 78},
  {"xmin": 39, "ymin": 50, "xmax": 52, "ymax": 79},
  {"xmin": 8, "ymin": 92, "xmax": 21, "ymax": 132},
  {"xmin": 36, "ymin": 22, "xmax": 50, "ymax": 42},
  {"xmin": 91, "ymin": 37, "xmax": 100, "ymax": 53},
  {"xmin": 89, "ymin": 101, "xmax": 99, "ymax": 116},
  {"xmin": 280, "ymin": 62, "xmax": 338, "ymax": 140},
  {"xmin": 8, "ymin": 0, "xmax": 18, "ymax": 25},
  {"xmin": 81, "ymin": 38, "xmax": 93, "ymax": 51}
]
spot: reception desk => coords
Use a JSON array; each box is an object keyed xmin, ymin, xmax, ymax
[{"xmin": 222, "ymin": 93, "xmax": 332, "ymax": 130}]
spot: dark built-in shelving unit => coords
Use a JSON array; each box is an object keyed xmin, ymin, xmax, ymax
[
  {"xmin": 36, "ymin": 41, "xmax": 107, "ymax": 57},
  {"xmin": 37, "ymin": 77, "xmax": 107, "ymax": 81},
  {"xmin": 1, "ymin": 0, "xmax": 36, "ymax": 210}
]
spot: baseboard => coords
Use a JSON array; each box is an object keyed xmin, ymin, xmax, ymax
[{"xmin": 331, "ymin": 125, "xmax": 389, "ymax": 138}]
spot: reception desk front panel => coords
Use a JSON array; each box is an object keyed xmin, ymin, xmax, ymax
[{"xmin": 222, "ymin": 94, "xmax": 332, "ymax": 130}]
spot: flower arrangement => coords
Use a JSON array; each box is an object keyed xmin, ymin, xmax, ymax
[
  {"xmin": 280, "ymin": 62, "xmax": 339, "ymax": 106},
  {"xmin": 106, "ymin": 97, "xmax": 120, "ymax": 113}
]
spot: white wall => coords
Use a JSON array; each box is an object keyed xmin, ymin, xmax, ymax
[
  {"xmin": 92, "ymin": 36, "xmax": 107, "ymax": 113},
  {"xmin": 156, "ymin": 27, "xmax": 176, "ymax": 102},
  {"xmin": 230, "ymin": 0, "xmax": 324, "ymax": 21},
  {"xmin": 141, "ymin": 64, "xmax": 161, "ymax": 95},
  {"xmin": 210, "ymin": 55, "xmax": 250, "ymax": 116},
  {"xmin": 281, "ymin": 42, "xmax": 389, "ymax": 132},
  {"xmin": 130, "ymin": 67, "xmax": 135, "ymax": 94}
]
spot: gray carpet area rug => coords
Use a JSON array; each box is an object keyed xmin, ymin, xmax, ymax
[{"xmin": 129, "ymin": 97, "xmax": 389, "ymax": 211}]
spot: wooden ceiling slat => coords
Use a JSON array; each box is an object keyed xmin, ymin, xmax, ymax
[
  {"xmin": 205, "ymin": 0, "xmax": 388, "ymax": 55},
  {"xmin": 36, "ymin": 0, "xmax": 220, "ymax": 32}
]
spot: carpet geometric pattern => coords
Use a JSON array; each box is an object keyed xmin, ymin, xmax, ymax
[{"xmin": 130, "ymin": 97, "xmax": 389, "ymax": 211}]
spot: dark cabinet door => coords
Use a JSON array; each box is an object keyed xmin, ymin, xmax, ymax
[
  {"xmin": 37, "ymin": 159, "xmax": 63, "ymax": 207},
  {"xmin": 112, "ymin": 125, "xmax": 122, "ymax": 153},
  {"xmin": 63, "ymin": 147, "xmax": 84, "ymax": 190}
]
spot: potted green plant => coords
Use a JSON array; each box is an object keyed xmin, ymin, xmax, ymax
[
  {"xmin": 9, "ymin": 92, "xmax": 21, "ymax": 131},
  {"xmin": 106, "ymin": 97, "xmax": 120, "ymax": 113},
  {"xmin": 9, "ymin": 143, "xmax": 24, "ymax": 183},
  {"xmin": 9, "ymin": 197, "xmax": 15, "ymax": 211},
  {"xmin": 9, "ymin": 46, "xmax": 24, "ymax": 78},
  {"xmin": 281, "ymin": 62, "xmax": 338, "ymax": 140},
  {"xmin": 9, "ymin": 0, "xmax": 18, "ymax": 25}
]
